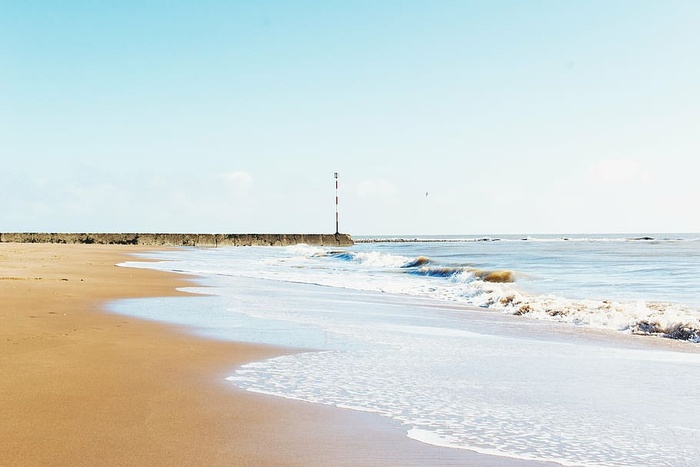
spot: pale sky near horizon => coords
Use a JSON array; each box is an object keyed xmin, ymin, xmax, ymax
[{"xmin": 2, "ymin": 1, "xmax": 699, "ymax": 235}]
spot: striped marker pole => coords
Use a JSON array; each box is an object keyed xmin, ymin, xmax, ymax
[{"xmin": 334, "ymin": 172, "xmax": 339, "ymax": 235}]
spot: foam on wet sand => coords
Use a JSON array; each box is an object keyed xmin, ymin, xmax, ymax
[{"xmin": 0, "ymin": 243, "xmax": 557, "ymax": 466}]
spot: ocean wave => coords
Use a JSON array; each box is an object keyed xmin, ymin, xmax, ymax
[
  {"xmin": 251, "ymin": 244, "xmax": 700, "ymax": 344},
  {"xmin": 400, "ymin": 256, "xmax": 431, "ymax": 268},
  {"xmin": 410, "ymin": 266, "xmax": 463, "ymax": 278},
  {"xmin": 325, "ymin": 250, "xmax": 410, "ymax": 268},
  {"xmin": 319, "ymin": 249, "xmax": 699, "ymax": 343},
  {"xmin": 476, "ymin": 288, "xmax": 700, "ymax": 343},
  {"xmin": 408, "ymin": 266, "xmax": 515, "ymax": 283}
]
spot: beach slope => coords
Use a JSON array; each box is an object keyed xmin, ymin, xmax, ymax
[{"xmin": 0, "ymin": 243, "xmax": 556, "ymax": 466}]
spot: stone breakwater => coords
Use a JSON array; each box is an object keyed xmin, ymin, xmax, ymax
[{"xmin": 0, "ymin": 233, "xmax": 354, "ymax": 247}]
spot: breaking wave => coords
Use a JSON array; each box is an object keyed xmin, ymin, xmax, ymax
[
  {"xmin": 407, "ymin": 266, "xmax": 515, "ymax": 283},
  {"xmin": 484, "ymin": 288, "xmax": 700, "ymax": 343},
  {"xmin": 326, "ymin": 250, "xmax": 516, "ymax": 284},
  {"xmin": 318, "ymin": 248, "xmax": 699, "ymax": 343}
]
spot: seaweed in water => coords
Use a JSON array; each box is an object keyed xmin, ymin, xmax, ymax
[
  {"xmin": 664, "ymin": 323, "xmax": 700, "ymax": 342},
  {"xmin": 631, "ymin": 321, "xmax": 700, "ymax": 342},
  {"xmin": 631, "ymin": 320, "xmax": 663, "ymax": 335}
]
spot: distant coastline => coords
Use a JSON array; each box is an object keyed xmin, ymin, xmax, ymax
[
  {"xmin": 0, "ymin": 232, "xmax": 354, "ymax": 247},
  {"xmin": 354, "ymin": 233, "xmax": 697, "ymax": 243}
]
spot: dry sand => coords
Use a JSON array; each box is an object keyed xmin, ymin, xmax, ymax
[{"xmin": 0, "ymin": 243, "xmax": 558, "ymax": 466}]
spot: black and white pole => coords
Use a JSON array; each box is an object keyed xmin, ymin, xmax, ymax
[{"xmin": 334, "ymin": 172, "xmax": 339, "ymax": 235}]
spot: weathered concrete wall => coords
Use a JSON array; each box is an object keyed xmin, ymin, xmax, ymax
[{"xmin": 0, "ymin": 233, "xmax": 354, "ymax": 247}]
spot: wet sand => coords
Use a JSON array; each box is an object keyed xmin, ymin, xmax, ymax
[{"xmin": 0, "ymin": 243, "xmax": 558, "ymax": 466}]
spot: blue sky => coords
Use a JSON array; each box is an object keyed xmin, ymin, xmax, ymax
[{"xmin": 2, "ymin": 1, "xmax": 698, "ymax": 235}]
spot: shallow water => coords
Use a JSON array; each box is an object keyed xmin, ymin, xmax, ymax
[{"xmin": 114, "ymin": 236, "xmax": 700, "ymax": 466}]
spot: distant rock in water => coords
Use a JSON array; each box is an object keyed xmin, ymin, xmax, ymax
[{"xmin": 631, "ymin": 236, "xmax": 655, "ymax": 241}]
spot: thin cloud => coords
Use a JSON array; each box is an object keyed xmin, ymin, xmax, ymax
[
  {"xmin": 586, "ymin": 159, "xmax": 652, "ymax": 186},
  {"xmin": 222, "ymin": 171, "xmax": 254, "ymax": 187},
  {"xmin": 357, "ymin": 178, "xmax": 398, "ymax": 199}
]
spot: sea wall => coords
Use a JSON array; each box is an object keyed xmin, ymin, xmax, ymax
[{"xmin": 0, "ymin": 233, "xmax": 354, "ymax": 247}]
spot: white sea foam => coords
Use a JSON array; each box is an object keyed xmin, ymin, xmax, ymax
[
  {"xmin": 312, "ymin": 239, "xmax": 700, "ymax": 342},
  {"xmin": 117, "ymin": 237, "xmax": 700, "ymax": 466},
  {"xmin": 119, "ymin": 238, "xmax": 700, "ymax": 341},
  {"xmin": 226, "ymin": 301, "xmax": 700, "ymax": 467}
]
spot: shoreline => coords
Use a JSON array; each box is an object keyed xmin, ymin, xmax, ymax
[{"xmin": 1, "ymin": 243, "xmax": 558, "ymax": 466}]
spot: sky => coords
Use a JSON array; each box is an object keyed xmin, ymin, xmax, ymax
[{"xmin": 2, "ymin": 1, "xmax": 699, "ymax": 235}]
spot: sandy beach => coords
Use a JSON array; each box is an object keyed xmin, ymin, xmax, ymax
[{"xmin": 0, "ymin": 243, "xmax": 558, "ymax": 466}]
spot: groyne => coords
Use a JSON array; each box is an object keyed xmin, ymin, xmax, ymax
[{"xmin": 0, "ymin": 233, "xmax": 354, "ymax": 247}]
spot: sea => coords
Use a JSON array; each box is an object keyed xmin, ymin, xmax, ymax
[{"xmin": 112, "ymin": 233, "xmax": 700, "ymax": 467}]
